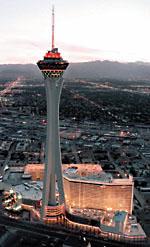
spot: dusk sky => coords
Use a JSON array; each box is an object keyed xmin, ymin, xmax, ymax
[{"xmin": 0, "ymin": 0, "xmax": 150, "ymax": 64}]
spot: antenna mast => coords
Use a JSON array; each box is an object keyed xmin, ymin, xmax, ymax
[{"xmin": 52, "ymin": 5, "xmax": 55, "ymax": 50}]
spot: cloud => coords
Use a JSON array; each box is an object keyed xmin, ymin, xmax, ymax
[
  {"xmin": 10, "ymin": 38, "xmax": 44, "ymax": 49},
  {"xmin": 59, "ymin": 43, "xmax": 102, "ymax": 54}
]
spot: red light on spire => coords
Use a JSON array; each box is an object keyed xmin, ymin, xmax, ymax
[{"xmin": 52, "ymin": 5, "xmax": 55, "ymax": 50}]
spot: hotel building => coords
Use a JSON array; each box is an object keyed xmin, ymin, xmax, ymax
[{"xmin": 63, "ymin": 164, "xmax": 134, "ymax": 214}]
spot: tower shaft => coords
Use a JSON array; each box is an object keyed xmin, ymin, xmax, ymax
[{"xmin": 41, "ymin": 78, "xmax": 65, "ymax": 218}]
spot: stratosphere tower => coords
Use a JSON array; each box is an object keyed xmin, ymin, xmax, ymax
[{"xmin": 37, "ymin": 6, "xmax": 69, "ymax": 219}]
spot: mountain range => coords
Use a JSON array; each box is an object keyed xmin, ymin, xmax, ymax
[{"xmin": 0, "ymin": 60, "xmax": 150, "ymax": 81}]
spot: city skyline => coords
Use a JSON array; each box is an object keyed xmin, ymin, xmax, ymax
[{"xmin": 1, "ymin": 0, "xmax": 150, "ymax": 64}]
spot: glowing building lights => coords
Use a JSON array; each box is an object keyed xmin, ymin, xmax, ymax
[{"xmin": 63, "ymin": 164, "xmax": 133, "ymax": 214}]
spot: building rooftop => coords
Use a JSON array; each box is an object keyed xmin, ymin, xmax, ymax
[
  {"xmin": 113, "ymin": 211, "xmax": 127, "ymax": 223},
  {"xmin": 14, "ymin": 182, "xmax": 43, "ymax": 202},
  {"xmin": 63, "ymin": 164, "xmax": 133, "ymax": 185}
]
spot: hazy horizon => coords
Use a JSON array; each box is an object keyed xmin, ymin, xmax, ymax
[{"xmin": 0, "ymin": 59, "xmax": 150, "ymax": 66}]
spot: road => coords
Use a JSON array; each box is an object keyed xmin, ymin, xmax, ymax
[{"xmin": 0, "ymin": 78, "xmax": 21, "ymax": 97}]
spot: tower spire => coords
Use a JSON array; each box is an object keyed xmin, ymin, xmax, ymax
[{"xmin": 52, "ymin": 5, "xmax": 55, "ymax": 50}]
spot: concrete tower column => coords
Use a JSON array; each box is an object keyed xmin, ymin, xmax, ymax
[{"xmin": 41, "ymin": 77, "xmax": 64, "ymax": 218}]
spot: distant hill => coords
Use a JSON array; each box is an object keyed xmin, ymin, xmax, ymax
[
  {"xmin": 0, "ymin": 64, "xmax": 41, "ymax": 81},
  {"xmin": 65, "ymin": 60, "xmax": 150, "ymax": 81},
  {"xmin": 0, "ymin": 61, "xmax": 150, "ymax": 81}
]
